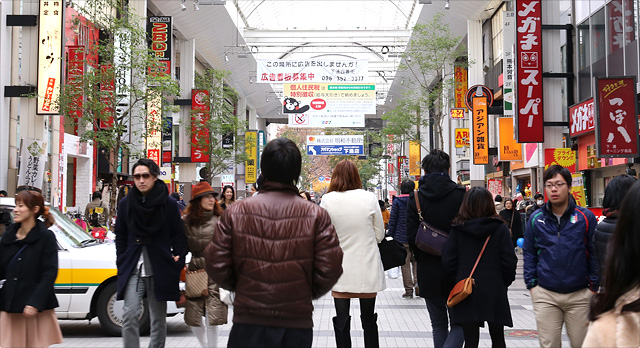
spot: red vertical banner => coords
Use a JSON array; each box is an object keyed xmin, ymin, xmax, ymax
[
  {"xmin": 67, "ymin": 46, "xmax": 84, "ymax": 120},
  {"xmin": 147, "ymin": 17, "xmax": 172, "ymax": 76},
  {"xmin": 472, "ymin": 97, "xmax": 489, "ymax": 164},
  {"xmin": 515, "ymin": 0, "xmax": 543, "ymax": 143},
  {"xmin": 99, "ymin": 65, "xmax": 115, "ymax": 128},
  {"xmin": 607, "ymin": 0, "xmax": 635, "ymax": 53},
  {"xmin": 191, "ymin": 89, "xmax": 210, "ymax": 162},
  {"xmin": 397, "ymin": 156, "xmax": 406, "ymax": 186},
  {"xmin": 595, "ymin": 76, "xmax": 639, "ymax": 157},
  {"xmin": 454, "ymin": 66, "xmax": 468, "ymax": 110}
]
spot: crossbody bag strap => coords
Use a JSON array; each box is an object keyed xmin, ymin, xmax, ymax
[
  {"xmin": 510, "ymin": 210, "xmax": 515, "ymax": 230},
  {"xmin": 413, "ymin": 189, "xmax": 424, "ymax": 221},
  {"xmin": 469, "ymin": 235, "xmax": 491, "ymax": 278},
  {"xmin": 7, "ymin": 244, "xmax": 28, "ymax": 269}
]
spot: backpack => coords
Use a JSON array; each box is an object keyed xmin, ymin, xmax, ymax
[{"xmin": 89, "ymin": 202, "xmax": 103, "ymax": 227}]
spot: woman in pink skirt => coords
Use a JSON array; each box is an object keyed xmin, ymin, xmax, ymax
[{"xmin": 0, "ymin": 189, "xmax": 63, "ymax": 347}]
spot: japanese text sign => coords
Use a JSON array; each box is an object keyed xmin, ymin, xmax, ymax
[
  {"xmin": 498, "ymin": 118, "xmax": 523, "ymax": 161},
  {"xmin": 472, "ymin": 97, "xmax": 489, "ymax": 165},
  {"xmin": 287, "ymin": 113, "xmax": 364, "ymax": 128},
  {"xmin": 450, "ymin": 108, "xmax": 465, "ymax": 119},
  {"xmin": 454, "ymin": 67, "xmax": 468, "ymax": 110},
  {"xmin": 487, "ymin": 179, "xmax": 503, "ymax": 198},
  {"xmin": 245, "ymin": 131, "xmax": 258, "ymax": 184},
  {"xmin": 607, "ymin": 0, "xmax": 635, "ymax": 52},
  {"xmin": 503, "ymin": 11, "xmax": 515, "ymax": 116},
  {"xmin": 18, "ymin": 139, "xmax": 47, "ymax": 190},
  {"xmin": 283, "ymin": 83, "xmax": 375, "ymax": 115},
  {"xmin": 67, "ymin": 46, "xmax": 84, "ymax": 120},
  {"xmin": 544, "ymin": 148, "xmax": 576, "ymax": 172},
  {"xmin": 397, "ymin": 156, "xmax": 408, "ymax": 186},
  {"xmin": 257, "ymin": 59, "xmax": 368, "ymax": 83},
  {"xmin": 37, "ymin": 0, "xmax": 64, "ymax": 114},
  {"xmin": 147, "ymin": 16, "xmax": 172, "ymax": 76},
  {"xmin": 409, "ymin": 141, "xmax": 421, "ymax": 176},
  {"xmin": 146, "ymin": 91, "xmax": 162, "ymax": 166},
  {"xmin": 569, "ymin": 98, "xmax": 595, "ymax": 138},
  {"xmin": 99, "ymin": 65, "xmax": 115, "ymax": 128},
  {"xmin": 571, "ymin": 173, "xmax": 587, "ymax": 207},
  {"xmin": 516, "ymin": 0, "xmax": 544, "ymax": 143},
  {"xmin": 454, "ymin": 128, "xmax": 470, "ymax": 148},
  {"xmin": 306, "ymin": 135, "xmax": 364, "ymax": 156},
  {"xmin": 595, "ymin": 76, "xmax": 639, "ymax": 157},
  {"xmin": 191, "ymin": 89, "xmax": 210, "ymax": 163}
]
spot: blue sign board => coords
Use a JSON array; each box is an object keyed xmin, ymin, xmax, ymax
[{"xmin": 307, "ymin": 145, "xmax": 364, "ymax": 156}]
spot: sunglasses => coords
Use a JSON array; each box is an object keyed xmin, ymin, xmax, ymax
[{"xmin": 133, "ymin": 173, "xmax": 152, "ymax": 179}]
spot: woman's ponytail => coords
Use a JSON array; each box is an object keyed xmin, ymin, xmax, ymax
[{"xmin": 42, "ymin": 206, "xmax": 55, "ymax": 227}]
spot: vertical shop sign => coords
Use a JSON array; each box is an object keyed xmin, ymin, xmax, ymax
[
  {"xmin": 397, "ymin": 156, "xmax": 406, "ymax": 186},
  {"xmin": 498, "ymin": 118, "xmax": 522, "ymax": 161},
  {"xmin": 146, "ymin": 91, "xmax": 162, "ymax": 166},
  {"xmin": 409, "ymin": 142, "xmax": 421, "ymax": 176},
  {"xmin": 245, "ymin": 131, "xmax": 258, "ymax": 184},
  {"xmin": 487, "ymin": 179, "xmax": 503, "ymax": 198},
  {"xmin": 455, "ymin": 129, "xmax": 470, "ymax": 148},
  {"xmin": 595, "ymin": 76, "xmax": 639, "ymax": 157},
  {"xmin": 544, "ymin": 148, "xmax": 576, "ymax": 172},
  {"xmin": 100, "ymin": 65, "xmax": 115, "ymax": 128},
  {"xmin": 569, "ymin": 98, "xmax": 595, "ymax": 137},
  {"xmin": 571, "ymin": 173, "xmax": 587, "ymax": 207},
  {"xmin": 607, "ymin": 0, "xmax": 635, "ymax": 52},
  {"xmin": 503, "ymin": 11, "xmax": 515, "ymax": 116},
  {"xmin": 191, "ymin": 89, "xmax": 210, "ymax": 162},
  {"xmin": 515, "ymin": 0, "xmax": 544, "ymax": 142},
  {"xmin": 450, "ymin": 108, "xmax": 465, "ymax": 119},
  {"xmin": 37, "ymin": 0, "xmax": 63, "ymax": 114},
  {"xmin": 147, "ymin": 16, "xmax": 172, "ymax": 76},
  {"xmin": 162, "ymin": 114, "xmax": 172, "ymax": 164},
  {"xmin": 67, "ymin": 46, "xmax": 84, "ymax": 120},
  {"xmin": 257, "ymin": 130, "xmax": 265, "ymax": 170},
  {"xmin": 472, "ymin": 97, "xmax": 489, "ymax": 164},
  {"xmin": 18, "ymin": 139, "xmax": 47, "ymax": 190},
  {"xmin": 454, "ymin": 66, "xmax": 468, "ymax": 110}
]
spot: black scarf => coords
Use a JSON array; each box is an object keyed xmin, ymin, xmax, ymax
[{"xmin": 126, "ymin": 179, "xmax": 168, "ymax": 241}]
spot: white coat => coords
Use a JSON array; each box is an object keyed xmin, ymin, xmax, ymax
[{"xmin": 321, "ymin": 189, "xmax": 385, "ymax": 293}]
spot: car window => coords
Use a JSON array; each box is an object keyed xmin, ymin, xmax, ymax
[{"xmin": 47, "ymin": 208, "xmax": 95, "ymax": 247}]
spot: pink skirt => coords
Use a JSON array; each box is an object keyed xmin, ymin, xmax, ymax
[{"xmin": 0, "ymin": 310, "xmax": 63, "ymax": 347}]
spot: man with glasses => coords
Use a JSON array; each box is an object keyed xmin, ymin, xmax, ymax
[
  {"xmin": 523, "ymin": 165, "xmax": 598, "ymax": 348},
  {"xmin": 115, "ymin": 158, "xmax": 187, "ymax": 348}
]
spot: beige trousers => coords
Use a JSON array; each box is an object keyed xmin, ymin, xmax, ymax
[
  {"xmin": 400, "ymin": 243, "xmax": 417, "ymax": 293},
  {"xmin": 531, "ymin": 286, "xmax": 592, "ymax": 348}
]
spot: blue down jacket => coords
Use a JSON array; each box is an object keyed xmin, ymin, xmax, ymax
[
  {"xmin": 387, "ymin": 194, "xmax": 409, "ymax": 244},
  {"xmin": 523, "ymin": 199, "xmax": 599, "ymax": 293}
]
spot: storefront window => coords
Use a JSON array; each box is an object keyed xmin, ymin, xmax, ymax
[
  {"xmin": 577, "ymin": 19, "xmax": 591, "ymax": 100},
  {"xmin": 592, "ymin": 7, "xmax": 607, "ymax": 77},
  {"xmin": 624, "ymin": 0, "xmax": 638, "ymax": 76}
]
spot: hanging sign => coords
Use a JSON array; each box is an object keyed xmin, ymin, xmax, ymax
[
  {"xmin": 18, "ymin": 139, "xmax": 48, "ymax": 190},
  {"xmin": 595, "ymin": 76, "xmax": 639, "ymax": 157},
  {"xmin": 37, "ymin": 0, "xmax": 64, "ymax": 114},
  {"xmin": 498, "ymin": 118, "xmax": 522, "ymax": 161},
  {"xmin": 306, "ymin": 135, "xmax": 364, "ymax": 156},
  {"xmin": 569, "ymin": 98, "xmax": 595, "ymax": 138},
  {"xmin": 287, "ymin": 114, "xmax": 365, "ymax": 128},
  {"xmin": 409, "ymin": 141, "xmax": 421, "ymax": 176},
  {"xmin": 472, "ymin": 97, "xmax": 489, "ymax": 165},
  {"xmin": 397, "ymin": 156, "xmax": 407, "ymax": 186},
  {"xmin": 257, "ymin": 59, "xmax": 369, "ymax": 83},
  {"xmin": 283, "ymin": 83, "xmax": 375, "ymax": 115},
  {"xmin": 544, "ymin": 148, "xmax": 576, "ymax": 172},
  {"xmin": 191, "ymin": 89, "xmax": 210, "ymax": 162},
  {"xmin": 607, "ymin": 0, "xmax": 634, "ymax": 52},
  {"xmin": 571, "ymin": 173, "xmax": 587, "ymax": 207},
  {"xmin": 515, "ymin": 0, "xmax": 544, "ymax": 142},
  {"xmin": 454, "ymin": 66, "xmax": 468, "ymax": 110},
  {"xmin": 450, "ymin": 108, "xmax": 466, "ymax": 119},
  {"xmin": 487, "ymin": 179, "xmax": 503, "ymax": 198},
  {"xmin": 245, "ymin": 131, "xmax": 258, "ymax": 184},
  {"xmin": 99, "ymin": 65, "xmax": 115, "ymax": 128},
  {"xmin": 147, "ymin": 16, "xmax": 172, "ymax": 76},
  {"xmin": 67, "ymin": 46, "xmax": 84, "ymax": 120},
  {"xmin": 503, "ymin": 11, "xmax": 516, "ymax": 116},
  {"xmin": 146, "ymin": 91, "xmax": 162, "ymax": 166},
  {"xmin": 455, "ymin": 128, "xmax": 470, "ymax": 148}
]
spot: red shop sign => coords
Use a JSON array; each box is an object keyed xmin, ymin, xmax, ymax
[
  {"xmin": 191, "ymin": 89, "xmax": 211, "ymax": 163},
  {"xmin": 595, "ymin": 76, "xmax": 639, "ymax": 157},
  {"xmin": 515, "ymin": 0, "xmax": 544, "ymax": 143},
  {"xmin": 569, "ymin": 98, "xmax": 594, "ymax": 138}
]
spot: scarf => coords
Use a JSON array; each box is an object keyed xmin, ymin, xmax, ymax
[
  {"xmin": 260, "ymin": 181, "xmax": 300, "ymax": 196},
  {"xmin": 126, "ymin": 179, "xmax": 168, "ymax": 241}
]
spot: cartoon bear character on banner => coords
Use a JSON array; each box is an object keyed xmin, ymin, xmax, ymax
[{"xmin": 283, "ymin": 97, "xmax": 310, "ymax": 114}]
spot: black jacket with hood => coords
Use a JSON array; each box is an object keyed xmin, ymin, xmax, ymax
[{"xmin": 406, "ymin": 173, "xmax": 466, "ymax": 299}]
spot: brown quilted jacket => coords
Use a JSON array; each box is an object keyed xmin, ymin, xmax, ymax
[{"xmin": 204, "ymin": 182, "xmax": 343, "ymax": 329}]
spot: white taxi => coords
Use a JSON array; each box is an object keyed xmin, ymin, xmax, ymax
[{"xmin": 0, "ymin": 197, "xmax": 182, "ymax": 336}]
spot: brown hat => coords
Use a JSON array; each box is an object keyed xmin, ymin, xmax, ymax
[{"xmin": 190, "ymin": 182, "xmax": 217, "ymax": 202}]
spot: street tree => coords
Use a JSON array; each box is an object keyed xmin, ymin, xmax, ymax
[
  {"xmin": 56, "ymin": 0, "xmax": 180, "ymax": 221},
  {"xmin": 383, "ymin": 12, "xmax": 468, "ymax": 150}
]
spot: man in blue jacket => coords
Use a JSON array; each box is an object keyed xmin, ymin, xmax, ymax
[
  {"xmin": 524, "ymin": 165, "xmax": 598, "ymax": 348},
  {"xmin": 115, "ymin": 158, "xmax": 187, "ymax": 348}
]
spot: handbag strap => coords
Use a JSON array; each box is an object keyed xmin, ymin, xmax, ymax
[
  {"xmin": 469, "ymin": 235, "xmax": 491, "ymax": 278},
  {"xmin": 8, "ymin": 244, "xmax": 27, "ymax": 269},
  {"xmin": 510, "ymin": 210, "xmax": 515, "ymax": 230},
  {"xmin": 414, "ymin": 189, "xmax": 424, "ymax": 221}
]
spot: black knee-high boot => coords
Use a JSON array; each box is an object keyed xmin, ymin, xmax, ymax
[
  {"xmin": 332, "ymin": 315, "xmax": 351, "ymax": 348},
  {"xmin": 361, "ymin": 313, "xmax": 379, "ymax": 348}
]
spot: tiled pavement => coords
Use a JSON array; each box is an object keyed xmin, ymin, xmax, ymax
[{"xmin": 55, "ymin": 254, "xmax": 571, "ymax": 347}]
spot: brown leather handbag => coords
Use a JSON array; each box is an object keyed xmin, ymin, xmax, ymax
[{"xmin": 447, "ymin": 235, "xmax": 491, "ymax": 307}]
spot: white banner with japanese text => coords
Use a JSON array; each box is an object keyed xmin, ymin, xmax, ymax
[
  {"xmin": 257, "ymin": 59, "xmax": 368, "ymax": 83},
  {"xmin": 18, "ymin": 139, "xmax": 48, "ymax": 190},
  {"xmin": 37, "ymin": 0, "xmax": 64, "ymax": 114},
  {"xmin": 283, "ymin": 83, "xmax": 375, "ymax": 115}
]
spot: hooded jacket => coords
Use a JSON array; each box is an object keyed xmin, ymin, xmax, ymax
[
  {"xmin": 0, "ymin": 221, "xmax": 59, "ymax": 313},
  {"xmin": 442, "ymin": 217, "xmax": 517, "ymax": 326},
  {"xmin": 523, "ymin": 199, "xmax": 599, "ymax": 293},
  {"xmin": 406, "ymin": 173, "xmax": 466, "ymax": 299}
]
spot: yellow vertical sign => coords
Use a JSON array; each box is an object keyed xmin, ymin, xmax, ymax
[
  {"xmin": 409, "ymin": 141, "xmax": 421, "ymax": 175},
  {"xmin": 571, "ymin": 173, "xmax": 587, "ymax": 207},
  {"xmin": 472, "ymin": 97, "xmax": 489, "ymax": 164},
  {"xmin": 245, "ymin": 131, "xmax": 257, "ymax": 184}
]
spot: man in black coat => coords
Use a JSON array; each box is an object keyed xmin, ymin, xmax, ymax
[
  {"xmin": 115, "ymin": 158, "xmax": 187, "ymax": 348},
  {"xmin": 406, "ymin": 149, "xmax": 466, "ymax": 348}
]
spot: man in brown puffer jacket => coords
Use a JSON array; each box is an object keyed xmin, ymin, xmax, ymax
[{"xmin": 204, "ymin": 138, "xmax": 344, "ymax": 348}]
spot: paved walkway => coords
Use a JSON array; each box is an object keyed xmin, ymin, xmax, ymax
[{"xmin": 55, "ymin": 254, "xmax": 571, "ymax": 347}]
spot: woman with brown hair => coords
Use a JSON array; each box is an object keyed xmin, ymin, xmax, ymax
[
  {"xmin": 0, "ymin": 190, "xmax": 63, "ymax": 348},
  {"xmin": 320, "ymin": 160, "xmax": 385, "ymax": 348},
  {"xmin": 442, "ymin": 187, "xmax": 517, "ymax": 348},
  {"xmin": 182, "ymin": 182, "xmax": 228, "ymax": 347}
]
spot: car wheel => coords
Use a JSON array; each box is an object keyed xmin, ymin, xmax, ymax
[{"xmin": 96, "ymin": 281, "xmax": 151, "ymax": 336}]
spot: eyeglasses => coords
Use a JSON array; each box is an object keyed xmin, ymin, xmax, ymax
[
  {"xmin": 133, "ymin": 173, "xmax": 152, "ymax": 180},
  {"xmin": 544, "ymin": 182, "xmax": 567, "ymax": 190}
]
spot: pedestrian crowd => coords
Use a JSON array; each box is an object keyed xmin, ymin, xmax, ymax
[{"xmin": 0, "ymin": 142, "xmax": 639, "ymax": 348}]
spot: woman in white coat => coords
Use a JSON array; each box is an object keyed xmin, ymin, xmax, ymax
[{"xmin": 321, "ymin": 160, "xmax": 385, "ymax": 348}]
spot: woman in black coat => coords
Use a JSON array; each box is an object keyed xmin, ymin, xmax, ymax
[
  {"xmin": 442, "ymin": 187, "xmax": 517, "ymax": 348},
  {"xmin": 0, "ymin": 190, "xmax": 62, "ymax": 347},
  {"xmin": 499, "ymin": 198, "xmax": 523, "ymax": 248}
]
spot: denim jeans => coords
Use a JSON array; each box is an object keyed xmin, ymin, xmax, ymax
[
  {"xmin": 122, "ymin": 272, "xmax": 167, "ymax": 348},
  {"xmin": 424, "ymin": 297, "xmax": 464, "ymax": 348}
]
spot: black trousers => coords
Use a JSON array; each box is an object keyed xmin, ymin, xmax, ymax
[
  {"xmin": 227, "ymin": 323, "xmax": 313, "ymax": 348},
  {"xmin": 461, "ymin": 322, "xmax": 505, "ymax": 348}
]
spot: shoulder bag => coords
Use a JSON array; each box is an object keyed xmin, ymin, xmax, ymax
[
  {"xmin": 185, "ymin": 268, "xmax": 209, "ymax": 298},
  {"xmin": 414, "ymin": 190, "xmax": 448, "ymax": 256},
  {"xmin": 447, "ymin": 235, "xmax": 491, "ymax": 307},
  {"xmin": 378, "ymin": 236, "xmax": 407, "ymax": 270}
]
